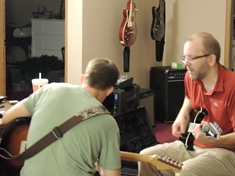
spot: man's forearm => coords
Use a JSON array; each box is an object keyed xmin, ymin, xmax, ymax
[{"xmin": 214, "ymin": 132, "xmax": 235, "ymax": 149}]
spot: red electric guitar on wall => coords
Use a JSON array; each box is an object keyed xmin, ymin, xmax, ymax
[
  {"xmin": 119, "ymin": 0, "xmax": 137, "ymax": 47},
  {"xmin": 119, "ymin": 0, "xmax": 137, "ymax": 72}
]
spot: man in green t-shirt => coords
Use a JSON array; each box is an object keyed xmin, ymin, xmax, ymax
[{"xmin": 2, "ymin": 58, "xmax": 121, "ymax": 176}]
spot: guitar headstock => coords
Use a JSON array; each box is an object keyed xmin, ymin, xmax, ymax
[
  {"xmin": 202, "ymin": 122, "xmax": 222, "ymax": 139},
  {"xmin": 126, "ymin": 0, "xmax": 137, "ymax": 12},
  {"xmin": 151, "ymin": 154, "xmax": 183, "ymax": 173},
  {"xmin": 120, "ymin": 151, "xmax": 182, "ymax": 174}
]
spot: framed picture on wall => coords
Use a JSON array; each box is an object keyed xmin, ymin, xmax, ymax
[{"xmin": 59, "ymin": 0, "xmax": 65, "ymax": 19}]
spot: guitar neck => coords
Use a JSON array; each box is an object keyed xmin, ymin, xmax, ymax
[
  {"xmin": 127, "ymin": 0, "xmax": 137, "ymax": 28},
  {"xmin": 128, "ymin": 0, "xmax": 133, "ymax": 23},
  {"xmin": 121, "ymin": 151, "xmax": 153, "ymax": 163},
  {"xmin": 120, "ymin": 151, "xmax": 182, "ymax": 173}
]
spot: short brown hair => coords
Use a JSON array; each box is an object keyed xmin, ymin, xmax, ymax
[
  {"xmin": 84, "ymin": 58, "xmax": 119, "ymax": 90},
  {"xmin": 186, "ymin": 32, "xmax": 221, "ymax": 62}
]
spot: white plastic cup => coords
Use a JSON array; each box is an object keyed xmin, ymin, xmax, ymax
[{"xmin": 31, "ymin": 78, "xmax": 49, "ymax": 92}]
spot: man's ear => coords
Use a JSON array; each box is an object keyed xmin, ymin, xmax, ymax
[
  {"xmin": 80, "ymin": 74, "xmax": 85, "ymax": 85},
  {"xmin": 208, "ymin": 54, "xmax": 217, "ymax": 66}
]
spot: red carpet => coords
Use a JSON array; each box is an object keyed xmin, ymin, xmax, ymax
[{"xmin": 154, "ymin": 122, "xmax": 178, "ymax": 144}]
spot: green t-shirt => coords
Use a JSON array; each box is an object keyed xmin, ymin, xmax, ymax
[{"xmin": 20, "ymin": 83, "xmax": 121, "ymax": 176}]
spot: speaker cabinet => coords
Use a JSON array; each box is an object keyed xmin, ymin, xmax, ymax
[
  {"xmin": 150, "ymin": 66, "xmax": 187, "ymax": 123},
  {"xmin": 139, "ymin": 88, "xmax": 155, "ymax": 126}
]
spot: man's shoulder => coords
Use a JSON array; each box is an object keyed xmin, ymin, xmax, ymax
[{"xmin": 223, "ymin": 69, "xmax": 235, "ymax": 83}]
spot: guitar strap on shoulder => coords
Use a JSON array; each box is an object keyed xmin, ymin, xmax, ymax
[{"xmin": 0, "ymin": 105, "xmax": 109, "ymax": 161}]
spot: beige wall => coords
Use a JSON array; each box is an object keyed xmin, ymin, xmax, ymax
[
  {"xmin": 66, "ymin": 1, "xmax": 83, "ymax": 83},
  {"xmin": 67, "ymin": 0, "xmax": 228, "ymax": 88},
  {"xmin": 5, "ymin": 0, "xmax": 229, "ymax": 88}
]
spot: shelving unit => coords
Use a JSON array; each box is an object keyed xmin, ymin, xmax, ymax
[{"xmin": 31, "ymin": 19, "xmax": 65, "ymax": 60}]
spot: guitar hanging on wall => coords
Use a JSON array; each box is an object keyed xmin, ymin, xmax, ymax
[
  {"xmin": 151, "ymin": 0, "xmax": 165, "ymax": 62},
  {"xmin": 119, "ymin": 0, "xmax": 137, "ymax": 72},
  {"xmin": 119, "ymin": 0, "xmax": 137, "ymax": 47}
]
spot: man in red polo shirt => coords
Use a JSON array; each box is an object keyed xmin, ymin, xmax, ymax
[{"xmin": 138, "ymin": 32, "xmax": 235, "ymax": 176}]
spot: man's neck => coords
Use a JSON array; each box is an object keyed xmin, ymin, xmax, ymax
[
  {"xmin": 82, "ymin": 85, "xmax": 106, "ymax": 103},
  {"xmin": 201, "ymin": 64, "xmax": 219, "ymax": 92}
]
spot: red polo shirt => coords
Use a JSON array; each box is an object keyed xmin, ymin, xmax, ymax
[{"xmin": 184, "ymin": 64, "xmax": 235, "ymax": 150}]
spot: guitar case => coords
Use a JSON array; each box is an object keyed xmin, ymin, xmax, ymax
[
  {"xmin": 95, "ymin": 106, "xmax": 159, "ymax": 176},
  {"xmin": 116, "ymin": 106, "xmax": 159, "ymax": 176},
  {"xmin": 0, "ymin": 117, "xmax": 30, "ymax": 174}
]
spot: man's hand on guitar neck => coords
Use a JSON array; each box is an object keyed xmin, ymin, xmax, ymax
[{"xmin": 192, "ymin": 123, "xmax": 220, "ymax": 146}]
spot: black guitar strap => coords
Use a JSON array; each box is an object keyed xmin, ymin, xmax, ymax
[{"xmin": 0, "ymin": 105, "xmax": 109, "ymax": 161}]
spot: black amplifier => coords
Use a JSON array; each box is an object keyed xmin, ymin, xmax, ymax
[
  {"xmin": 150, "ymin": 66, "xmax": 187, "ymax": 123},
  {"xmin": 103, "ymin": 84, "xmax": 140, "ymax": 116}
]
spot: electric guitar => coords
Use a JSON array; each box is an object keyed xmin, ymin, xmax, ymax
[
  {"xmin": 120, "ymin": 151, "xmax": 182, "ymax": 173},
  {"xmin": 0, "ymin": 117, "xmax": 30, "ymax": 173},
  {"xmin": 179, "ymin": 108, "xmax": 222, "ymax": 151},
  {"xmin": 151, "ymin": 0, "xmax": 165, "ymax": 41},
  {"xmin": 151, "ymin": 0, "xmax": 165, "ymax": 62},
  {"xmin": 119, "ymin": 0, "xmax": 137, "ymax": 47},
  {"xmin": 179, "ymin": 107, "xmax": 208, "ymax": 151},
  {"xmin": 0, "ymin": 117, "xmax": 182, "ymax": 174}
]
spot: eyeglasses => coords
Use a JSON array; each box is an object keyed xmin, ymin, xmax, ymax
[{"xmin": 181, "ymin": 54, "xmax": 211, "ymax": 63}]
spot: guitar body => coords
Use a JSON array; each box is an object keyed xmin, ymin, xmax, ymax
[
  {"xmin": 119, "ymin": 0, "xmax": 137, "ymax": 47},
  {"xmin": 151, "ymin": 0, "xmax": 165, "ymax": 41},
  {"xmin": 179, "ymin": 107, "xmax": 208, "ymax": 151},
  {"xmin": 0, "ymin": 117, "xmax": 31, "ymax": 173}
]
